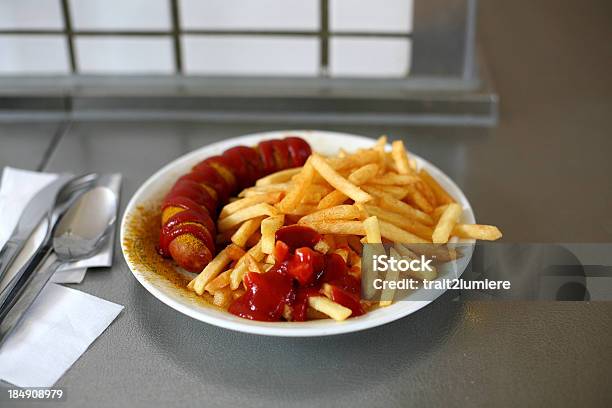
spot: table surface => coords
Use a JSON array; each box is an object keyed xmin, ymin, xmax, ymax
[{"xmin": 2, "ymin": 0, "xmax": 612, "ymax": 407}]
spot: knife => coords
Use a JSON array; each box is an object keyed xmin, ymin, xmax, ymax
[
  {"xmin": 0, "ymin": 173, "xmax": 99, "ymax": 311},
  {"xmin": 0, "ymin": 174, "xmax": 73, "ymax": 285}
]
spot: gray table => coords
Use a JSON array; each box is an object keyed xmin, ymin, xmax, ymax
[{"xmin": 2, "ymin": 0, "xmax": 612, "ymax": 406}]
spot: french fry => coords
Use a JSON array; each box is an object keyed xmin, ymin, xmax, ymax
[
  {"xmin": 190, "ymin": 245, "xmax": 235, "ymax": 295},
  {"xmin": 205, "ymin": 269, "xmax": 231, "ymax": 293},
  {"xmin": 213, "ymin": 287, "xmax": 232, "ymax": 308},
  {"xmin": 218, "ymin": 203, "xmax": 279, "ymax": 232},
  {"xmin": 373, "ymin": 136, "xmax": 388, "ymax": 171},
  {"xmin": 404, "ymin": 184, "xmax": 434, "ymax": 213},
  {"xmin": 229, "ymin": 262, "xmax": 248, "ymax": 290},
  {"xmin": 373, "ymin": 189, "xmax": 434, "ymax": 226},
  {"xmin": 380, "ymin": 247, "xmax": 402, "ymax": 306},
  {"xmin": 362, "ymin": 216, "xmax": 382, "ymax": 244},
  {"xmin": 244, "ymin": 253, "xmax": 265, "ymax": 274},
  {"xmin": 452, "ymin": 224, "xmax": 502, "ymax": 241},
  {"xmin": 277, "ymin": 158, "xmax": 315, "ymax": 213},
  {"xmin": 432, "ymin": 204, "xmax": 450, "ymax": 223},
  {"xmin": 379, "ymin": 220, "xmax": 428, "ymax": 244},
  {"xmin": 362, "ymin": 204, "xmax": 433, "ymax": 241},
  {"xmin": 363, "ymin": 184, "xmax": 409, "ymax": 199},
  {"xmin": 298, "ymin": 205, "xmax": 361, "ymax": 225},
  {"xmin": 317, "ymin": 190, "xmax": 349, "ymax": 210},
  {"xmin": 419, "ymin": 169, "xmax": 455, "ymax": 205},
  {"xmin": 432, "ymin": 203, "xmax": 462, "ymax": 244},
  {"xmin": 301, "ymin": 184, "xmax": 334, "ymax": 204},
  {"xmin": 367, "ymin": 173, "xmax": 420, "ymax": 185},
  {"xmin": 220, "ymin": 192, "xmax": 282, "ymax": 219},
  {"xmin": 239, "ymin": 183, "xmax": 291, "ymax": 197},
  {"xmin": 328, "ymin": 149, "xmax": 380, "ymax": 171},
  {"xmin": 226, "ymin": 243, "xmax": 246, "ymax": 260},
  {"xmin": 228, "ymin": 241, "xmax": 265, "ymax": 290},
  {"xmin": 284, "ymin": 203, "xmax": 318, "ymax": 216},
  {"xmin": 348, "ymin": 163, "xmax": 379, "ymax": 185},
  {"xmin": 310, "ymin": 154, "xmax": 372, "ymax": 203},
  {"xmin": 391, "ymin": 140, "xmax": 412, "ymax": 175},
  {"xmin": 245, "ymin": 230, "xmax": 261, "ymax": 247},
  {"xmin": 300, "ymin": 220, "xmax": 366, "ymax": 236},
  {"xmin": 261, "ymin": 214, "xmax": 285, "ymax": 254},
  {"xmin": 308, "ymin": 296, "xmax": 352, "ymax": 321},
  {"xmin": 256, "ymin": 167, "xmax": 302, "ymax": 186},
  {"xmin": 374, "ymin": 135, "xmax": 387, "ymax": 150},
  {"xmin": 415, "ymin": 180, "xmax": 437, "ymax": 208},
  {"xmin": 231, "ymin": 217, "xmax": 264, "ymax": 247}
]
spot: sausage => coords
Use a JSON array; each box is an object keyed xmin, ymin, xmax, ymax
[{"xmin": 158, "ymin": 137, "xmax": 312, "ymax": 272}]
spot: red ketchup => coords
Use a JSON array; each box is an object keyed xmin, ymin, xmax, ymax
[{"xmin": 228, "ymin": 225, "xmax": 364, "ymax": 322}]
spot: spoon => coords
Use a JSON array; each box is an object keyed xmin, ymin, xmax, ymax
[
  {"xmin": 0, "ymin": 173, "xmax": 99, "ymax": 310},
  {"xmin": 0, "ymin": 186, "xmax": 117, "ymax": 345}
]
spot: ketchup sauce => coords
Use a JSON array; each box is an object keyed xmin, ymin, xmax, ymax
[{"xmin": 228, "ymin": 225, "xmax": 363, "ymax": 321}]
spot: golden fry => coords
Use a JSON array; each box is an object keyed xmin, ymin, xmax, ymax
[
  {"xmin": 190, "ymin": 245, "xmax": 234, "ymax": 295},
  {"xmin": 391, "ymin": 140, "xmax": 412, "ymax": 175},
  {"xmin": 363, "ymin": 204, "xmax": 433, "ymax": 241},
  {"xmin": 362, "ymin": 216, "xmax": 382, "ymax": 244},
  {"xmin": 277, "ymin": 158, "xmax": 315, "ymax": 213},
  {"xmin": 348, "ymin": 163, "xmax": 379, "ymax": 185},
  {"xmin": 261, "ymin": 214, "xmax": 285, "ymax": 254},
  {"xmin": 231, "ymin": 217, "xmax": 264, "ymax": 247},
  {"xmin": 373, "ymin": 189, "xmax": 434, "ymax": 226},
  {"xmin": 379, "ymin": 220, "xmax": 428, "ymax": 244},
  {"xmin": 218, "ymin": 203, "xmax": 279, "ymax": 232},
  {"xmin": 300, "ymin": 220, "xmax": 366, "ymax": 236},
  {"xmin": 452, "ymin": 224, "xmax": 502, "ymax": 241},
  {"xmin": 239, "ymin": 183, "xmax": 291, "ymax": 197},
  {"xmin": 310, "ymin": 154, "xmax": 372, "ymax": 203},
  {"xmin": 298, "ymin": 205, "xmax": 361, "ymax": 225},
  {"xmin": 205, "ymin": 269, "xmax": 231, "ymax": 293},
  {"xmin": 404, "ymin": 184, "xmax": 434, "ymax": 213},
  {"xmin": 317, "ymin": 190, "xmax": 349, "ymax": 210},
  {"xmin": 368, "ymin": 173, "xmax": 420, "ymax": 185},
  {"xmin": 308, "ymin": 296, "xmax": 352, "ymax": 321},
  {"xmin": 432, "ymin": 203, "xmax": 462, "ymax": 244},
  {"xmin": 256, "ymin": 167, "xmax": 302, "ymax": 186},
  {"xmin": 419, "ymin": 169, "xmax": 455, "ymax": 205},
  {"xmin": 220, "ymin": 192, "xmax": 282, "ymax": 219}
]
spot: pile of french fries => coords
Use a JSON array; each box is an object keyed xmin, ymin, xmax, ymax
[{"xmin": 188, "ymin": 136, "xmax": 502, "ymax": 321}]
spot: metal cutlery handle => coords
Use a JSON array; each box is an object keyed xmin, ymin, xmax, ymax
[
  {"xmin": 0, "ymin": 241, "xmax": 52, "ymax": 311},
  {"xmin": 0, "ymin": 241, "xmax": 19, "ymax": 282},
  {"xmin": 0, "ymin": 250, "xmax": 62, "ymax": 346}
]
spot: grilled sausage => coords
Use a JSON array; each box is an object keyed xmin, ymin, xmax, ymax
[{"xmin": 158, "ymin": 137, "xmax": 311, "ymax": 272}]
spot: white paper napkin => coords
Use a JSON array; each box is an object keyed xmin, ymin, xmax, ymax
[
  {"xmin": 0, "ymin": 282, "xmax": 123, "ymax": 387},
  {"xmin": 0, "ymin": 167, "xmax": 124, "ymax": 387}
]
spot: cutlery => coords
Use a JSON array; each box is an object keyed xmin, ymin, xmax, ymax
[
  {"xmin": 0, "ymin": 173, "xmax": 99, "ymax": 309},
  {"xmin": 0, "ymin": 186, "xmax": 117, "ymax": 345},
  {"xmin": 0, "ymin": 174, "xmax": 73, "ymax": 284}
]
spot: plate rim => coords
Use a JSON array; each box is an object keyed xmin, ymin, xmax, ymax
[{"xmin": 121, "ymin": 130, "xmax": 475, "ymax": 337}]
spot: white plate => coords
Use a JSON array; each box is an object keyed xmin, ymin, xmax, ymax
[{"xmin": 121, "ymin": 130, "xmax": 475, "ymax": 337}]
